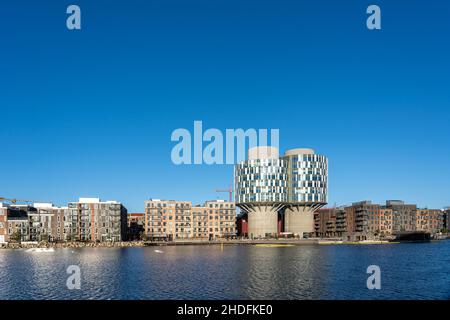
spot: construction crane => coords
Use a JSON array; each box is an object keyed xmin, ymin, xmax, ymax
[
  {"xmin": 0, "ymin": 197, "xmax": 37, "ymax": 205},
  {"xmin": 215, "ymin": 185, "xmax": 234, "ymax": 203}
]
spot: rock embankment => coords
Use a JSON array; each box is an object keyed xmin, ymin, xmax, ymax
[{"xmin": 0, "ymin": 241, "xmax": 145, "ymax": 249}]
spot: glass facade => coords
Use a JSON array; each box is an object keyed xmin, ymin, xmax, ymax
[
  {"xmin": 235, "ymin": 158, "xmax": 288, "ymax": 203},
  {"xmin": 235, "ymin": 151, "xmax": 328, "ymax": 205},
  {"xmin": 282, "ymin": 153, "xmax": 328, "ymax": 203}
]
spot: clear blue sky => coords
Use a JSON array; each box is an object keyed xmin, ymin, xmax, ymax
[{"xmin": 1, "ymin": 0, "xmax": 449, "ymax": 212}]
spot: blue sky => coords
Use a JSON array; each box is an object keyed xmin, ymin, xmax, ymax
[{"xmin": 0, "ymin": 0, "xmax": 449, "ymax": 212}]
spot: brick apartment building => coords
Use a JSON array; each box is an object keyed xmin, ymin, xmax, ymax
[
  {"xmin": 343, "ymin": 201, "xmax": 394, "ymax": 237},
  {"xmin": 145, "ymin": 199, "xmax": 236, "ymax": 240},
  {"xmin": 315, "ymin": 200, "xmax": 445, "ymax": 239},
  {"xmin": 314, "ymin": 208, "xmax": 339, "ymax": 238},
  {"xmin": 416, "ymin": 209, "xmax": 444, "ymax": 234},
  {"xmin": 385, "ymin": 200, "xmax": 417, "ymax": 232}
]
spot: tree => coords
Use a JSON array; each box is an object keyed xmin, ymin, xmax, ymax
[
  {"xmin": 139, "ymin": 231, "xmax": 147, "ymax": 241},
  {"xmin": 10, "ymin": 231, "xmax": 22, "ymax": 242}
]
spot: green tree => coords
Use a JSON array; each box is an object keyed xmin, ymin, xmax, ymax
[
  {"xmin": 10, "ymin": 231, "xmax": 22, "ymax": 242},
  {"xmin": 139, "ymin": 231, "xmax": 147, "ymax": 241}
]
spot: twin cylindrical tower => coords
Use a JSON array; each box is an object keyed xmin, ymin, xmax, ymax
[{"xmin": 235, "ymin": 146, "xmax": 328, "ymax": 238}]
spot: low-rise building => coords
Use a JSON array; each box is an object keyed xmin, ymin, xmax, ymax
[{"xmin": 236, "ymin": 212, "xmax": 248, "ymax": 238}]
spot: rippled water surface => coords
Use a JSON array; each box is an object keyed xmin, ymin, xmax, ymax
[{"xmin": 0, "ymin": 241, "xmax": 448, "ymax": 300}]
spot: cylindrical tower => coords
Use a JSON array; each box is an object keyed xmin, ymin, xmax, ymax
[
  {"xmin": 235, "ymin": 146, "xmax": 287, "ymax": 238},
  {"xmin": 235, "ymin": 146, "xmax": 328, "ymax": 239},
  {"xmin": 282, "ymin": 149, "xmax": 328, "ymax": 237}
]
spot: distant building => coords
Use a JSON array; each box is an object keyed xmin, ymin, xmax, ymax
[
  {"xmin": 128, "ymin": 213, "xmax": 145, "ymax": 240},
  {"xmin": 68, "ymin": 198, "xmax": 128, "ymax": 242},
  {"xmin": 145, "ymin": 199, "xmax": 236, "ymax": 241}
]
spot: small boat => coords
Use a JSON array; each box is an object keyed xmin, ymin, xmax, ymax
[
  {"xmin": 154, "ymin": 250, "xmax": 164, "ymax": 253},
  {"xmin": 26, "ymin": 248, "xmax": 55, "ymax": 253}
]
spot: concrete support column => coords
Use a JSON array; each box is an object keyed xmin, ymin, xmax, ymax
[
  {"xmin": 284, "ymin": 207, "xmax": 314, "ymax": 237},
  {"xmin": 247, "ymin": 207, "xmax": 278, "ymax": 238}
]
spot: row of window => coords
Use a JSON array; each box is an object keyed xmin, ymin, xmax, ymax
[{"xmin": 146, "ymin": 202, "xmax": 234, "ymax": 209}]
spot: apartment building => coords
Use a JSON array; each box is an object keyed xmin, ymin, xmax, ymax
[
  {"xmin": 416, "ymin": 209, "xmax": 444, "ymax": 234},
  {"xmin": 375, "ymin": 207, "xmax": 394, "ymax": 235},
  {"xmin": 144, "ymin": 200, "xmax": 191, "ymax": 240},
  {"xmin": 336, "ymin": 208, "xmax": 351, "ymax": 236},
  {"xmin": 51, "ymin": 206, "xmax": 69, "ymax": 241},
  {"xmin": 68, "ymin": 198, "xmax": 128, "ymax": 242},
  {"xmin": 191, "ymin": 205, "xmax": 208, "ymax": 239},
  {"xmin": 25, "ymin": 203, "xmax": 60, "ymax": 242},
  {"xmin": 345, "ymin": 202, "xmax": 396, "ymax": 238},
  {"xmin": 345, "ymin": 201, "xmax": 377, "ymax": 234},
  {"xmin": 315, "ymin": 204, "xmax": 393, "ymax": 239},
  {"xmin": 386, "ymin": 200, "xmax": 417, "ymax": 232},
  {"xmin": 314, "ymin": 208, "xmax": 338, "ymax": 238},
  {"xmin": 0, "ymin": 203, "xmax": 9, "ymax": 243},
  {"xmin": 445, "ymin": 208, "xmax": 450, "ymax": 231},
  {"xmin": 145, "ymin": 199, "xmax": 236, "ymax": 240},
  {"xmin": 318, "ymin": 201, "xmax": 444, "ymax": 239},
  {"xmin": 5, "ymin": 205, "xmax": 31, "ymax": 242},
  {"xmin": 204, "ymin": 200, "xmax": 236, "ymax": 239}
]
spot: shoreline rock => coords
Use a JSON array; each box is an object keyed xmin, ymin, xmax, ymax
[{"xmin": 0, "ymin": 241, "xmax": 145, "ymax": 249}]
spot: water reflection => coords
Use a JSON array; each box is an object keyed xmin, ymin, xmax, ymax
[{"xmin": 0, "ymin": 242, "xmax": 448, "ymax": 300}]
